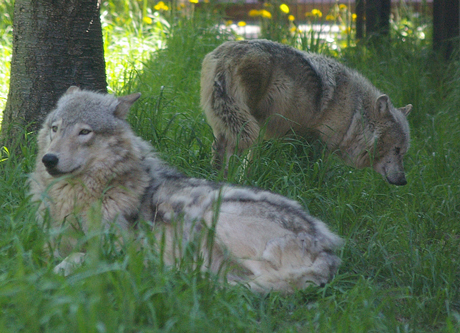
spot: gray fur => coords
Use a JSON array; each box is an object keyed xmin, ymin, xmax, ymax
[
  {"xmin": 201, "ymin": 39, "xmax": 412, "ymax": 185},
  {"xmin": 29, "ymin": 87, "xmax": 342, "ymax": 292}
]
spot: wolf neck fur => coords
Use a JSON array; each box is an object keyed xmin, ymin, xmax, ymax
[{"xmin": 337, "ymin": 87, "xmax": 381, "ymax": 167}]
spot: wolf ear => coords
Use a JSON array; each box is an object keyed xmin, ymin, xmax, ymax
[
  {"xmin": 114, "ymin": 93, "xmax": 141, "ymax": 119},
  {"xmin": 375, "ymin": 95, "xmax": 390, "ymax": 116},
  {"xmin": 66, "ymin": 86, "xmax": 80, "ymax": 94},
  {"xmin": 399, "ymin": 104, "xmax": 412, "ymax": 117}
]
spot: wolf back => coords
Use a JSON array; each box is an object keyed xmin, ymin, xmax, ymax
[
  {"xmin": 29, "ymin": 87, "xmax": 342, "ymax": 292},
  {"xmin": 200, "ymin": 39, "xmax": 412, "ymax": 185}
]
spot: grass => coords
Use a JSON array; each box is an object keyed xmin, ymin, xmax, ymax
[{"xmin": 1, "ymin": 2, "xmax": 460, "ymax": 332}]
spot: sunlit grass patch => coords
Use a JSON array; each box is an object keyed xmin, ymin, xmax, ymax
[
  {"xmin": 0, "ymin": 27, "xmax": 12, "ymax": 118},
  {"xmin": 101, "ymin": 4, "xmax": 170, "ymax": 93}
]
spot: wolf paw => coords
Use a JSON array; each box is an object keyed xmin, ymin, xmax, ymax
[{"xmin": 53, "ymin": 252, "xmax": 86, "ymax": 276}]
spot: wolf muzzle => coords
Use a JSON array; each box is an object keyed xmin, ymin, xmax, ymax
[
  {"xmin": 42, "ymin": 154, "xmax": 59, "ymax": 169},
  {"xmin": 42, "ymin": 153, "xmax": 63, "ymax": 176},
  {"xmin": 387, "ymin": 174, "xmax": 407, "ymax": 186}
]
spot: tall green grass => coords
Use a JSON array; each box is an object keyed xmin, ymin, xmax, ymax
[{"xmin": 0, "ymin": 2, "xmax": 459, "ymax": 332}]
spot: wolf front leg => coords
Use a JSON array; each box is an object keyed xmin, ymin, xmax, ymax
[{"xmin": 52, "ymin": 214, "xmax": 132, "ymax": 276}]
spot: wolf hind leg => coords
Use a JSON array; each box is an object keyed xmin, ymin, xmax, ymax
[
  {"xmin": 240, "ymin": 233, "xmax": 339, "ymax": 292},
  {"xmin": 208, "ymin": 207, "xmax": 341, "ymax": 292},
  {"xmin": 212, "ymin": 128, "xmax": 259, "ymax": 173},
  {"xmin": 211, "ymin": 133, "xmax": 229, "ymax": 171},
  {"xmin": 208, "ymin": 72, "xmax": 260, "ymax": 171}
]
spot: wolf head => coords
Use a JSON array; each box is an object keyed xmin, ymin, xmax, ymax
[
  {"xmin": 345, "ymin": 95, "xmax": 412, "ymax": 185},
  {"xmin": 37, "ymin": 86, "xmax": 141, "ymax": 177},
  {"xmin": 370, "ymin": 95, "xmax": 412, "ymax": 186},
  {"xmin": 342, "ymin": 94, "xmax": 412, "ymax": 186}
]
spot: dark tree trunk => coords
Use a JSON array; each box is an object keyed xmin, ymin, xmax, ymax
[
  {"xmin": 433, "ymin": 0, "xmax": 460, "ymax": 60},
  {"xmin": 365, "ymin": 0, "xmax": 391, "ymax": 39},
  {"xmin": 1, "ymin": 0, "xmax": 107, "ymax": 146},
  {"xmin": 356, "ymin": 0, "xmax": 365, "ymax": 40}
]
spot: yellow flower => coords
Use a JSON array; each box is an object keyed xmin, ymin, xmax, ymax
[
  {"xmin": 281, "ymin": 38, "xmax": 288, "ymax": 44},
  {"xmin": 290, "ymin": 26, "xmax": 296, "ymax": 32},
  {"xmin": 263, "ymin": 3, "xmax": 271, "ymax": 7},
  {"xmin": 249, "ymin": 9, "xmax": 260, "ymax": 17},
  {"xmin": 352, "ymin": 13, "xmax": 357, "ymax": 21},
  {"xmin": 280, "ymin": 4, "xmax": 289, "ymax": 14},
  {"xmin": 143, "ymin": 16, "xmax": 153, "ymax": 24},
  {"xmin": 325, "ymin": 14, "xmax": 335, "ymax": 21},
  {"xmin": 225, "ymin": 20, "xmax": 233, "ymax": 26},
  {"xmin": 238, "ymin": 21, "xmax": 246, "ymax": 27},
  {"xmin": 339, "ymin": 4, "xmax": 347, "ymax": 10},
  {"xmin": 204, "ymin": 0, "xmax": 210, "ymax": 3},
  {"xmin": 340, "ymin": 25, "xmax": 351, "ymax": 33},
  {"xmin": 260, "ymin": 9, "xmax": 272, "ymax": 19},
  {"xmin": 311, "ymin": 9, "xmax": 322, "ymax": 17},
  {"xmin": 154, "ymin": 1, "xmax": 169, "ymax": 11},
  {"xmin": 288, "ymin": 15, "xmax": 295, "ymax": 21},
  {"xmin": 189, "ymin": 0, "xmax": 198, "ymax": 3}
]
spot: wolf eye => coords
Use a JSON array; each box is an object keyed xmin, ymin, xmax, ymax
[
  {"xmin": 51, "ymin": 126, "xmax": 58, "ymax": 133},
  {"xmin": 79, "ymin": 129, "xmax": 92, "ymax": 135}
]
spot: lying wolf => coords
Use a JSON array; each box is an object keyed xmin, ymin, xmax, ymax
[
  {"xmin": 201, "ymin": 39, "xmax": 412, "ymax": 185},
  {"xmin": 29, "ymin": 86, "xmax": 342, "ymax": 292}
]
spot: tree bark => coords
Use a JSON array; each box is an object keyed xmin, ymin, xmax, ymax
[
  {"xmin": 365, "ymin": 0, "xmax": 391, "ymax": 39},
  {"xmin": 1, "ymin": 0, "xmax": 107, "ymax": 146},
  {"xmin": 433, "ymin": 0, "xmax": 460, "ymax": 60},
  {"xmin": 355, "ymin": 0, "xmax": 365, "ymax": 40}
]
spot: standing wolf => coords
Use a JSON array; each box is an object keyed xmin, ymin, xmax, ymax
[
  {"xmin": 201, "ymin": 39, "xmax": 412, "ymax": 185},
  {"xmin": 29, "ymin": 87, "xmax": 342, "ymax": 292}
]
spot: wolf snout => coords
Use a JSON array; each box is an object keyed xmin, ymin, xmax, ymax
[
  {"xmin": 386, "ymin": 172, "xmax": 407, "ymax": 186},
  {"xmin": 42, "ymin": 154, "xmax": 59, "ymax": 169}
]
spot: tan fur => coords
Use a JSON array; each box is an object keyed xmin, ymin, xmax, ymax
[
  {"xmin": 30, "ymin": 87, "xmax": 342, "ymax": 292},
  {"xmin": 201, "ymin": 39, "xmax": 412, "ymax": 185}
]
